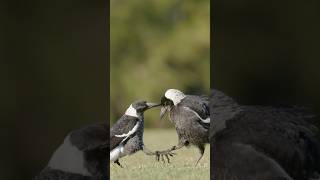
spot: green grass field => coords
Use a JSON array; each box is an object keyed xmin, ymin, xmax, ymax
[{"xmin": 110, "ymin": 129, "xmax": 210, "ymax": 180}]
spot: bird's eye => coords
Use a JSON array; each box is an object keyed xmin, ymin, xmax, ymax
[{"xmin": 165, "ymin": 100, "xmax": 173, "ymax": 106}]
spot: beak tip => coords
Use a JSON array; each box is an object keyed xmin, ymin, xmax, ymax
[{"xmin": 146, "ymin": 102, "xmax": 161, "ymax": 109}]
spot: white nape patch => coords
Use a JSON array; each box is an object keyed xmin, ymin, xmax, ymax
[
  {"xmin": 115, "ymin": 121, "xmax": 140, "ymax": 143},
  {"xmin": 48, "ymin": 135, "xmax": 91, "ymax": 176},
  {"xmin": 183, "ymin": 107, "xmax": 210, "ymax": 123},
  {"xmin": 125, "ymin": 104, "xmax": 139, "ymax": 118},
  {"xmin": 110, "ymin": 144, "xmax": 125, "ymax": 162},
  {"xmin": 165, "ymin": 89, "xmax": 186, "ymax": 106}
]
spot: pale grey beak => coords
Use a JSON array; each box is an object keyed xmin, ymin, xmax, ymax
[
  {"xmin": 160, "ymin": 106, "xmax": 168, "ymax": 120},
  {"xmin": 146, "ymin": 102, "xmax": 161, "ymax": 109}
]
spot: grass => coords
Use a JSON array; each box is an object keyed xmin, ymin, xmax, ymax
[{"xmin": 110, "ymin": 129, "xmax": 210, "ymax": 180}]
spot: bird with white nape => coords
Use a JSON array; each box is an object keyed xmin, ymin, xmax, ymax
[
  {"xmin": 158, "ymin": 89, "xmax": 210, "ymax": 166},
  {"xmin": 110, "ymin": 100, "xmax": 175, "ymax": 167}
]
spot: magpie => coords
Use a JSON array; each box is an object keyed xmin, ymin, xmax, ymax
[
  {"xmin": 158, "ymin": 89, "xmax": 210, "ymax": 165},
  {"xmin": 33, "ymin": 122, "xmax": 108, "ymax": 180},
  {"xmin": 210, "ymin": 89, "xmax": 320, "ymax": 180},
  {"xmin": 110, "ymin": 100, "xmax": 174, "ymax": 167}
]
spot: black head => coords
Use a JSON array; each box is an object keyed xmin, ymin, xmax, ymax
[
  {"xmin": 131, "ymin": 100, "xmax": 160, "ymax": 114},
  {"xmin": 159, "ymin": 96, "xmax": 172, "ymax": 120},
  {"xmin": 160, "ymin": 95, "xmax": 174, "ymax": 107},
  {"xmin": 159, "ymin": 89, "xmax": 186, "ymax": 120}
]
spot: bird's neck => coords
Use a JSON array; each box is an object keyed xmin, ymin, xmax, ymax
[
  {"xmin": 172, "ymin": 95, "xmax": 186, "ymax": 106},
  {"xmin": 125, "ymin": 105, "xmax": 141, "ymax": 118}
]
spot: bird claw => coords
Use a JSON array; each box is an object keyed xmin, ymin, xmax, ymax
[
  {"xmin": 155, "ymin": 150, "xmax": 176, "ymax": 163},
  {"xmin": 115, "ymin": 160, "xmax": 123, "ymax": 168}
]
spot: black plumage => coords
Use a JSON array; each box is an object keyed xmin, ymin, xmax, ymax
[
  {"xmin": 110, "ymin": 100, "xmax": 173, "ymax": 167},
  {"xmin": 110, "ymin": 116, "xmax": 141, "ymax": 151},
  {"xmin": 159, "ymin": 89, "xmax": 210, "ymax": 165},
  {"xmin": 33, "ymin": 123, "xmax": 108, "ymax": 180},
  {"xmin": 210, "ymin": 89, "xmax": 320, "ymax": 180}
]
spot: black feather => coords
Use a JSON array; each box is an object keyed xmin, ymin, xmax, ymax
[{"xmin": 110, "ymin": 115, "xmax": 140, "ymax": 150}]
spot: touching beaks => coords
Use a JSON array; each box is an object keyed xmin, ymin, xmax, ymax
[
  {"xmin": 146, "ymin": 102, "xmax": 161, "ymax": 109},
  {"xmin": 160, "ymin": 106, "xmax": 168, "ymax": 120}
]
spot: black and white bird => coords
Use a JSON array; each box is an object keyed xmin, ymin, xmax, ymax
[
  {"xmin": 33, "ymin": 122, "xmax": 108, "ymax": 180},
  {"xmin": 110, "ymin": 100, "xmax": 173, "ymax": 167},
  {"xmin": 210, "ymin": 89, "xmax": 320, "ymax": 180},
  {"xmin": 159, "ymin": 89, "xmax": 210, "ymax": 165}
]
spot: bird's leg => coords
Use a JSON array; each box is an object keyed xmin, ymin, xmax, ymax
[
  {"xmin": 154, "ymin": 142, "xmax": 185, "ymax": 162},
  {"xmin": 142, "ymin": 145, "xmax": 157, "ymax": 156},
  {"xmin": 114, "ymin": 160, "xmax": 123, "ymax": 168},
  {"xmin": 161, "ymin": 141, "xmax": 185, "ymax": 154},
  {"xmin": 142, "ymin": 145, "xmax": 175, "ymax": 163},
  {"xmin": 195, "ymin": 145, "xmax": 205, "ymax": 166},
  {"xmin": 171, "ymin": 141, "xmax": 186, "ymax": 151}
]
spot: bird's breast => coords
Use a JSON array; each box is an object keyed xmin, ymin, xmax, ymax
[{"xmin": 110, "ymin": 144, "xmax": 124, "ymax": 162}]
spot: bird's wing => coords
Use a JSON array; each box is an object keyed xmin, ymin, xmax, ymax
[
  {"xmin": 181, "ymin": 95, "xmax": 210, "ymax": 123},
  {"xmin": 172, "ymin": 101, "xmax": 210, "ymax": 131},
  {"xmin": 69, "ymin": 122, "xmax": 108, "ymax": 152},
  {"xmin": 110, "ymin": 116, "xmax": 140, "ymax": 150}
]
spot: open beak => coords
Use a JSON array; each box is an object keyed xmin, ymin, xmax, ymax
[
  {"xmin": 160, "ymin": 106, "xmax": 168, "ymax": 120},
  {"xmin": 146, "ymin": 102, "xmax": 161, "ymax": 109}
]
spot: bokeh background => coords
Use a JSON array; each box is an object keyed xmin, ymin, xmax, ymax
[
  {"xmin": 212, "ymin": 0, "xmax": 320, "ymax": 130},
  {"xmin": 110, "ymin": 1, "xmax": 210, "ymax": 179},
  {"xmin": 110, "ymin": 0, "xmax": 210, "ymax": 127}
]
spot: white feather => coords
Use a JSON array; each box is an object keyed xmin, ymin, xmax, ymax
[
  {"xmin": 124, "ymin": 104, "xmax": 139, "ymax": 118},
  {"xmin": 110, "ymin": 144, "xmax": 124, "ymax": 162},
  {"xmin": 183, "ymin": 106, "xmax": 210, "ymax": 123},
  {"xmin": 115, "ymin": 121, "xmax": 140, "ymax": 143},
  {"xmin": 110, "ymin": 121, "xmax": 141, "ymax": 162},
  {"xmin": 165, "ymin": 89, "xmax": 186, "ymax": 105}
]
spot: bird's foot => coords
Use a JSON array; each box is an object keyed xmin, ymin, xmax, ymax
[{"xmin": 155, "ymin": 149, "xmax": 176, "ymax": 163}]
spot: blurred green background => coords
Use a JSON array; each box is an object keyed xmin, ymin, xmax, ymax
[{"xmin": 110, "ymin": 0, "xmax": 210, "ymax": 128}]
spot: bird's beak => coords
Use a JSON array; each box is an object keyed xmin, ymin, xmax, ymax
[
  {"xmin": 160, "ymin": 106, "xmax": 168, "ymax": 120},
  {"xmin": 146, "ymin": 102, "xmax": 161, "ymax": 109}
]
